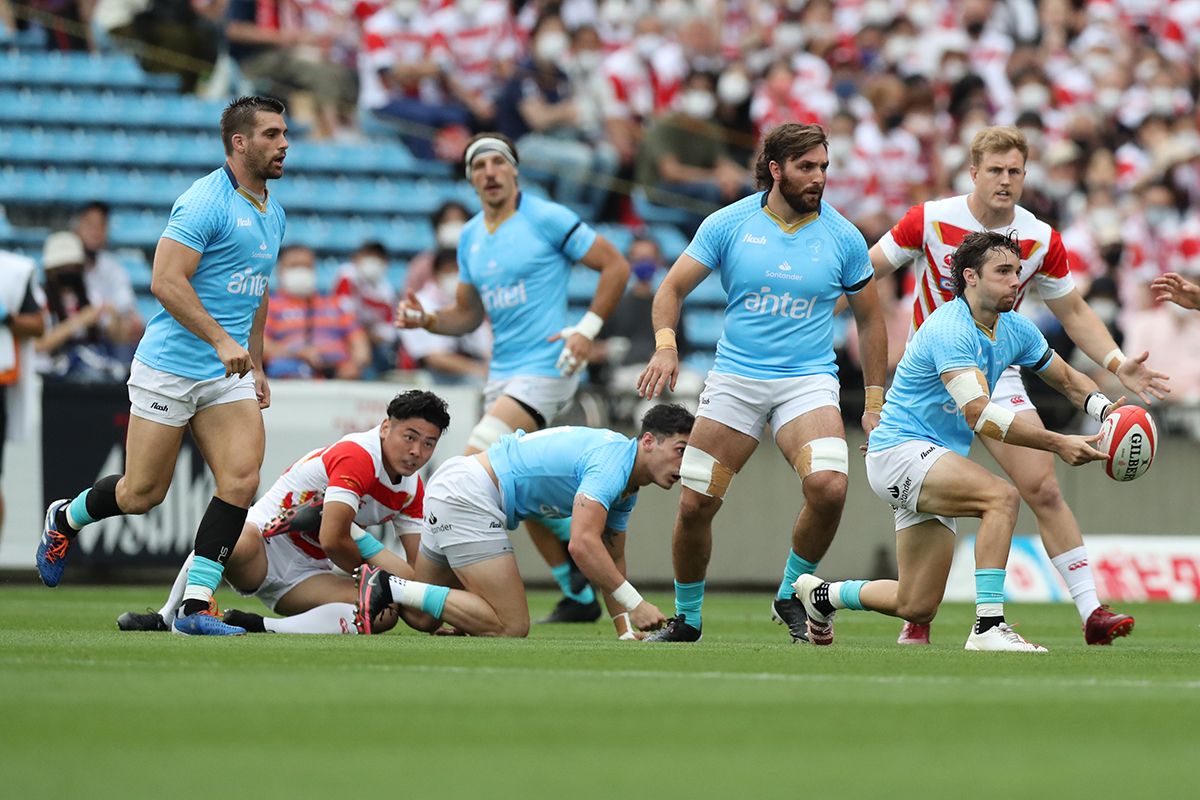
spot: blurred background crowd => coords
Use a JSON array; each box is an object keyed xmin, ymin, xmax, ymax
[{"xmin": 2, "ymin": 0, "xmax": 1200, "ymax": 434}]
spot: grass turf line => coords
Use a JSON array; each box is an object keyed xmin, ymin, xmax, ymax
[{"xmin": 1, "ymin": 586, "xmax": 1196, "ymax": 800}]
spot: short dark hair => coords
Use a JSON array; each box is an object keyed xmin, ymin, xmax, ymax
[
  {"xmin": 432, "ymin": 200, "xmax": 470, "ymax": 227},
  {"xmin": 79, "ymin": 201, "xmax": 109, "ymax": 219},
  {"xmin": 951, "ymin": 230, "xmax": 1021, "ymax": 297},
  {"xmin": 220, "ymin": 95, "xmax": 286, "ymax": 155},
  {"xmin": 357, "ymin": 241, "xmax": 387, "ymax": 259},
  {"xmin": 640, "ymin": 403, "xmax": 695, "ymax": 440},
  {"xmin": 755, "ymin": 123, "xmax": 829, "ymax": 190},
  {"xmin": 387, "ymin": 390, "xmax": 451, "ymax": 432}
]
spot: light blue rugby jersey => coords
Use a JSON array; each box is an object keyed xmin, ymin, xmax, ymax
[
  {"xmin": 457, "ymin": 193, "xmax": 598, "ymax": 380},
  {"xmin": 869, "ymin": 297, "xmax": 1053, "ymax": 457},
  {"xmin": 684, "ymin": 192, "xmax": 873, "ymax": 380},
  {"xmin": 487, "ymin": 426, "xmax": 639, "ymax": 532},
  {"xmin": 135, "ymin": 165, "xmax": 286, "ymax": 380}
]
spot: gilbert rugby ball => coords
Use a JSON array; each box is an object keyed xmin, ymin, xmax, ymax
[{"xmin": 1097, "ymin": 406, "xmax": 1157, "ymax": 482}]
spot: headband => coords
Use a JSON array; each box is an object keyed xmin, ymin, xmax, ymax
[{"xmin": 463, "ymin": 137, "xmax": 518, "ymax": 178}]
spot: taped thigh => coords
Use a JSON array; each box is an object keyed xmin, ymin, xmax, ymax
[
  {"xmin": 679, "ymin": 445, "xmax": 735, "ymax": 498},
  {"xmin": 792, "ymin": 437, "xmax": 848, "ymax": 478},
  {"xmin": 467, "ymin": 415, "xmax": 515, "ymax": 451}
]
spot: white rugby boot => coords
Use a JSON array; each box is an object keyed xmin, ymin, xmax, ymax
[{"xmin": 964, "ymin": 622, "xmax": 1048, "ymax": 652}]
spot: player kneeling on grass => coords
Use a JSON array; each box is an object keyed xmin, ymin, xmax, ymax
[
  {"xmin": 355, "ymin": 404, "xmax": 694, "ymax": 639},
  {"xmin": 117, "ymin": 390, "xmax": 447, "ymax": 635},
  {"xmin": 793, "ymin": 231, "xmax": 1117, "ymax": 652}
]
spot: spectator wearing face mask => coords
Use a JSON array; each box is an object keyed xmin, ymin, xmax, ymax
[
  {"xmin": 397, "ymin": 247, "xmax": 491, "ymax": 384},
  {"xmin": 35, "ymin": 231, "xmax": 128, "ymax": 382},
  {"xmin": 404, "ymin": 200, "xmax": 470, "ymax": 293},
  {"xmin": 636, "ymin": 71, "xmax": 753, "ymax": 228},
  {"xmin": 263, "ymin": 246, "xmax": 370, "ymax": 380},
  {"xmin": 495, "ymin": 11, "xmax": 618, "ymax": 220},
  {"xmin": 333, "ymin": 241, "xmax": 398, "ymax": 376},
  {"xmin": 590, "ymin": 236, "xmax": 700, "ymax": 420}
]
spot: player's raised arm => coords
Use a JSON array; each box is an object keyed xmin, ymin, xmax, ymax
[
  {"xmin": 942, "ymin": 366, "xmax": 1106, "ymax": 466},
  {"xmin": 152, "ymin": 237, "xmax": 252, "ymax": 377},
  {"xmin": 567, "ymin": 495, "xmax": 665, "ymax": 634},
  {"xmin": 1043, "ymin": 289, "xmax": 1169, "ymax": 403},
  {"xmin": 637, "ymin": 254, "xmax": 709, "ymax": 399}
]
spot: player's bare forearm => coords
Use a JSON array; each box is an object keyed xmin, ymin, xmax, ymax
[
  {"xmin": 565, "ymin": 499, "xmax": 626, "ymax": 594},
  {"xmin": 366, "ymin": 546, "xmax": 416, "ymax": 579},
  {"xmin": 580, "ymin": 237, "xmax": 630, "ymax": 320},
  {"xmin": 1036, "ymin": 353, "xmax": 1107, "ymax": 412},
  {"xmin": 868, "ymin": 242, "xmax": 902, "ymax": 279},
  {"xmin": 318, "ymin": 502, "xmax": 364, "ymax": 573},
  {"xmin": 963, "ymin": 397, "xmax": 1061, "ymax": 453},
  {"xmin": 152, "ymin": 239, "xmax": 233, "ymax": 349},
  {"xmin": 426, "ymin": 283, "xmax": 486, "ymax": 336},
  {"xmin": 1044, "ymin": 291, "xmax": 1118, "ymax": 370},
  {"xmin": 249, "ymin": 291, "xmax": 269, "ymax": 368},
  {"xmin": 849, "ymin": 285, "xmax": 889, "ymax": 390}
]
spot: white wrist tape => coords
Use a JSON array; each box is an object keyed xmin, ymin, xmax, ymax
[
  {"xmin": 575, "ymin": 311, "xmax": 604, "ymax": 340},
  {"xmin": 1102, "ymin": 348, "xmax": 1126, "ymax": 373},
  {"xmin": 974, "ymin": 401, "xmax": 1016, "ymax": 441},
  {"xmin": 612, "ymin": 580, "xmax": 643, "ymax": 611},
  {"xmin": 1084, "ymin": 391, "xmax": 1113, "ymax": 422},
  {"xmin": 614, "ymin": 611, "xmax": 637, "ymax": 640},
  {"xmin": 946, "ymin": 369, "xmax": 988, "ymax": 408}
]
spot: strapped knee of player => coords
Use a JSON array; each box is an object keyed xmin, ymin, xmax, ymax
[
  {"xmin": 467, "ymin": 415, "xmax": 515, "ymax": 451},
  {"xmin": 679, "ymin": 446, "xmax": 735, "ymax": 498},
  {"xmin": 946, "ymin": 369, "xmax": 1014, "ymax": 442},
  {"xmin": 793, "ymin": 437, "xmax": 848, "ymax": 478}
]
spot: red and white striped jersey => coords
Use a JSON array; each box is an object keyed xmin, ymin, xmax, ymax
[
  {"xmin": 260, "ymin": 427, "xmax": 425, "ymax": 560},
  {"xmin": 878, "ymin": 195, "xmax": 1076, "ymax": 331},
  {"xmin": 428, "ymin": 0, "xmax": 519, "ymax": 99},
  {"xmin": 358, "ymin": 7, "xmax": 440, "ymax": 109}
]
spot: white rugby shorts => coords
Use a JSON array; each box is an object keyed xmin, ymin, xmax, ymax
[
  {"xmin": 419, "ymin": 455, "xmax": 514, "ymax": 569},
  {"xmin": 237, "ymin": 535, "xmax": 334, "ymax": 613},
  {"xmin": 483, "ymin": 374, "xmax": 579, "ymax": 426},
  {"xmin": 991, "ymin": 365, "xmax": 1035, "ymax": 413},
  {"xmin": 865, "ymin": 439, "xmax": 957, "ymax": 533},
  {"xmin": 127, "ymin": 359, "xmax": 257, "ymax": 427},
  {"xmin": 696, "ymin": 371, "xmax": 841, "ymax": 441}
]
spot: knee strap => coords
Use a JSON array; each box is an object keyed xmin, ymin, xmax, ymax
[
  {"xmin": 679, "ymin": 446, "xmax": 735, "ymax": 498},
  {"xmin": 793, "ymin": 437, "xmax": 848, "ymax": 478},
  {"xmin": 467, "ymin": 415, "xmax": 515, "ymax": 451}
]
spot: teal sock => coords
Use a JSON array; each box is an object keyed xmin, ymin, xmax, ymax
[
  {"xmin": 674, "ymin": 579, "xmax": 705, "ymax": 630},
  {"xmin": 421, "ymin": 585, "xmax": 450, "ymax": 619},
  {"xmin": 974, "ymin": 568, "xmax": 1006, "ymax": 606},
  {"xmin": 186, "ymin": 555, "xmax": 224, "ymax": 593},
  {"xmin": 540, "ymin": 516, "xmax": 572, "ymax": 543},
  {"xmin": 837, "ymin": 580, "xmax": 868, "ymax": 611},
  {"xmin": 777, "ymin": 550, "xmax": 819, "ymax": 600},
  {"xmin": 67, "ymin": 490, "xmax": 96, "ymax": 529},
  {"xmin": 551, "ymin": 562, "xmax": 596, "ymax": 604}
]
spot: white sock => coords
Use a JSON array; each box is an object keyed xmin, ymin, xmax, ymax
[
  {"xmin": 263, "ymin": 603, "xmax": 358, "ymax": 635},
  {"xmin": 975, "ymin": 603, "xmax": 1003, "ymax": 620},
  {"xmin": 1050, "ymin": 546, "xmax": 1101, "ymax": 621},
  {"xmin": 157, "ymin": 551, "xmax": 194, "ymax": 626},
  {"xmin": 388, "ymin": 575, "xmax": 431, "ymax": 609}
]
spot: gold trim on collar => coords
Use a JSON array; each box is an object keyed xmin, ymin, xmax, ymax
[
  {"xmin": 973, "ymin": 316, "xmax": 999, "ymax": 341},
  {"xmin": 236, "ymin": 187, "xmax": 269, "ymax": 214},
  {"xmin": 761, "ymin": 205, "xmax": 819, "ymax": 235}
]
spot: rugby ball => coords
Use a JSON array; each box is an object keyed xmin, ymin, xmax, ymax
[{"xmin": 1097, "ymin": 406, "xmax": 1157, "ymax": 482}]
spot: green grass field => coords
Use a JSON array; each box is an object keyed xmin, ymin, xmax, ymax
[{"xmin": 1, "ymin": 587, "xmax": 1196, "ymax": 800}]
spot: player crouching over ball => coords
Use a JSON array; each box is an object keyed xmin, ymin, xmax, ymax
[
  {"xmin": 354, "ymin": 404, "xmax": 694, "ymax": 639},
  {"xmin": 794, "ymin": 231, "xmax": 1131, "ymax": 652}
]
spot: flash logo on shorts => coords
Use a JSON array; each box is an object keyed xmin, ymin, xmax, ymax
[{"xmin": 150, "ymin": 401, "xmax": 169, "ymax": 412}]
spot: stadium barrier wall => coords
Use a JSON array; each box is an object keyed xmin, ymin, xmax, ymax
[{"xmin": 2, "ymin": 377, "xmax": 1197, "ymax": 596}]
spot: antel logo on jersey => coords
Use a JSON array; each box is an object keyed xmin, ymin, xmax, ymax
[
  {"xmin": 745, "ymin": 287, "xmax": 819, "ymax": 318},
  {"xmin": 227, "ymin": 268, "xmax": 269, "ymax": 297},
  {"xmin": 481, "ymin": 280, "xmax": 528, "ymax": 310},
  {"xmin": 742, "ymin": 233, "xmax": 767, "ymax": 245}
]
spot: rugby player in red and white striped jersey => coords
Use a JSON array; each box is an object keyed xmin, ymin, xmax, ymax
[{"xmin": 868, "ymin": 126, "xmax": 1169, "ymax": 646}]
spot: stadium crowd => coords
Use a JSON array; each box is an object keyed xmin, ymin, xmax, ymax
[{"xmin": 4, "ymin": 0, "xmax": 1200, "ymax": 419}]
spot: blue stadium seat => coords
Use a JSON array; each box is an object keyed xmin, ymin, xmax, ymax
[
  {"xmin": 568, "ymin": 268, "xmax": 600, "ymax": 302},
  {"xmin": 682, "ymin": 309, "xmax": 723, "ymax": 349},
  {"xmin": 649, "ymin": 223, "xmax": 690, "ymax": 260},
  {"xmin": 688, "ymin": 272, "xmax": 727, "ymax": 306}
]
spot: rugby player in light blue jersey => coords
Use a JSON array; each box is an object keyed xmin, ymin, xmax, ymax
[
  {"xmin": 354, "ymin": 404, "xmax": 693, "ymax": 639},
  {"xmin": 35, "ymin": 96, "xmax": 288, "ymax": 636},
  {"xmin": 793, "ymin": 231, "xmax": 1116, "ymax": 652},
  {"xmin": 636, "ymin": 123, "xmax": 888, "ymax": 644},
  {"xmin": 396, "ymin": 132, "xmax": 631, "ymax": 625}
]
